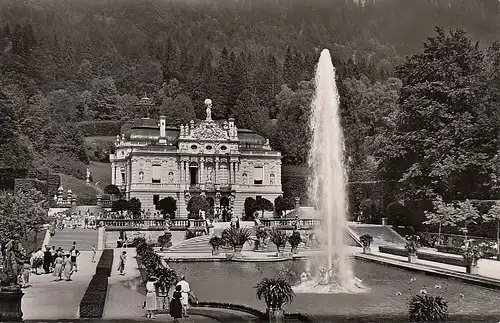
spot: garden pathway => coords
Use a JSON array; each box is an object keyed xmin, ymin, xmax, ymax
[{"xmin": 22, "ymin": 250, "xmax": 102, "ymax": 320}]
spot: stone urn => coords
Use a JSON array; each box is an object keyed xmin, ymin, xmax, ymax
[
  {"xmin": 408, "ymin": 253, "xmax": 417, "ymax": 264},
  {"xmin": 267, "ymin": 308, "xmax": 285, "ymax": 323},
  {"xmin": 0, "ymin": 286, "xmax": 24, "ymax": 321},
  {"xmin": 362, "ymin": 246, "xmax": 371, "ymax": 254},
  {"xmin": 276, "ymin": 245, "xmax": 285, "ymax": 258},
  {"xmin": 233, "ymin": 245, "xmax": 243, "ymax": 258},
  {"xmin": 466, "ymin": 259, "xmax": 479, "ymax": 275}
]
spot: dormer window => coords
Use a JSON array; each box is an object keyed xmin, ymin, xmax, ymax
[
  {"xmin": 206, "ymin": 145, "xmax": 213, "ymax": 150},
  {"xmin": 191, "ymin": 145, "xmax": 198, "ymax": 150},
  {"xmin": 220, "ymin": 146, "xmax": 227, "ymax": 151}
]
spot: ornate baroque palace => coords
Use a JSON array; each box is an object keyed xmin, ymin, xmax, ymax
[{"xmin": 109, "ymin": 98, "xmax": 283, "ymax": 218}]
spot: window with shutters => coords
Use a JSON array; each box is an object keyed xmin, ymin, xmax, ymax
[
  {"xmin": 152, "ymin": 165, "xmax": 161, "ymax": 183},
  {"xmin": 253, "ymin": 167, "xmax": 263, "ymax": 185}
]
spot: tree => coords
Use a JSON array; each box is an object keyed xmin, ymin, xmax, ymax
[
  {"xmin": 253, "ymin": 198, "xmax": 274, "ymax": 219},
  {"xmin": 484, "ymin": 201, "xmax": 500, "ymax": 259},
  {"xmin": 127, "ymin": 198, "xmax": 142, "ymax": 219},
  {"xmin": 274, "ymin": 196, "xmax": 295, "ymax": 218},
  {"xmin": 187, "ymin": 195, "xmax": 208, "ymax": 219},
  {"xmin": 111, "ymin": 199, "xmax": 128, "ymax": 213},
  {"xmin": 423, "ymin": 196, "xmax": 457, "ymax": 245},
  {"xmin": 233, "ymin": 89, "xmax": 269, "ymax": 134},
  {"xmin": 376, "ymin": 28, "xmax": 498, "ymax": 201},
  {"xmin": 454, "ymin": 199, "xmax": 480, "ymax": 243},
  {"xmin": 104, "ymin": 184, "xmax": 121, "ymax": 196},
  {"xmin": 157, "ymin": 197, "xmax": 177, "ymax": 219},
  {"xmin": 244, "ymin": 197, "xmax": 257, "ymax": 220}
]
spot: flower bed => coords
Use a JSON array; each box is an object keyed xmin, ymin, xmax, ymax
[
  {"xmin": 379, "ymin": 246, "xmax": 466, "ymax": 267},
  {"xmin": 79, "ymin": 273, "xmax": 109, "ymax": 318},
  {"xmin": 96, "ymin": 249, "xmax": 114, "ymax": 277}
]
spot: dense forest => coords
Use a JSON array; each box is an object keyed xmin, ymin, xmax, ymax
[{"xmin": 1, "ymin": 0, "xmax": 500, "ymax": 204}]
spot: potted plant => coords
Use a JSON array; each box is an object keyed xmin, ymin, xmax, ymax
[
  {"xmin": 158, "ymin": 230, "xmax": 173, "ymax": 251},
  {"xmin": 208, "ymin": 236, "xmax": 223, "ymax": 255},
  {"xmin": 221, "ymin": 227, "xmax": 252, "ymax": 258},
  {"xmin": 359, "ymin": 234, "xmax": 373, "ymax": 254},
  {"xmin": 269, "ymin": 228, "xmax": 288, "ymax": 257},
  {"xmin": 254, "ymin": 226, "xmax": 269, "ymax": 251},
  {"xmin": 255, "ymin": 277, "xmax": 295, "ymax": 323},
  {"xmin": 152, "ymin": 266, "xmax": 178, "ymax": 311},
  {"xmin": 405, "ymin": 235, "xmax": 421, "ymax": 263},
  {"xmin": 463, "ymin": 245, "xmax": 482, "ymax": 275},
  {"xmin": 287, "ymin": 231, "xmax": 302, "ymax": 255}
]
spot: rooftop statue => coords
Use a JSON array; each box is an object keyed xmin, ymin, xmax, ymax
[{"xmin": 204, "ymin": 98, "xmax": 212, "ymax": 121}]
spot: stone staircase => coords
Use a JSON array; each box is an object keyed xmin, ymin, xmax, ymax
[
  {"xmin": 48, "ymin": 228, "xmax": 99, "ymax": 251},
  {"xmin": 348, "ymin": 224, "xmax": 406, "ymax": 246}
]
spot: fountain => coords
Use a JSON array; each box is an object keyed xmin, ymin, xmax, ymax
[{"xmin": 293, "ymin": 49, "xmax": 367, "ymax": 294}]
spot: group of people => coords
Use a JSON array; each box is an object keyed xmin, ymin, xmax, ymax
[
  {"xmin": 21, "ymin": 242, "xmax": 83, "ymax": 288},
  {"xmin": 144, "ymin": 274, "xmax": 193, "ymax": 321}
]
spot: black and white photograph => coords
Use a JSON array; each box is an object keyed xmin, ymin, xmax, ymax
[{"xmin": 1, "ymin": 0, "xmax": 500, "ymax": 322}]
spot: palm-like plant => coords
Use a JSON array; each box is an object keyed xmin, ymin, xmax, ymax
[
  {"xmin": 408, "ymin": 294, "xmax": 448, "ymax": 322},
  {"xmin": 405, "ymin": 235, "xmax": 421, "ymax": 255},
  {"xmin": 255, "ymin": 277, "xmax": 295, "ymax": 310},
  {"xmin": 287, "ymin": 231, "xmax": 302, "ymax": 253},
  {"xmin": 359, "ymin": 234, "xmax": 373, "ymax": 248},
  {"xmin": 269, "ymin": 227, "xmax": 288, "ymax": 248},
  {"xmin": 221, "ymin": 227, "xmax": 252, "ymax": 248}
]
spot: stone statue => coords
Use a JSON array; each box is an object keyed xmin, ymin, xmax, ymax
[
  {"xmin": 2, "ymin": 235, "xmax": 26, "ymax": 287},
  {"xmin": 86, "ymin": 168, "xmax": 91, "ymax": 181},
  {"xmin": 204, "ymin": 98, "xmax": 212, "ymax": 121}
]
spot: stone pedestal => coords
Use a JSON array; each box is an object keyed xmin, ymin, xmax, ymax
[
  {"xmin": 466, "ymin": 264, "xmax": 479, "ymax": 275},
  {"xmin": 363, "ymin": 247, "xmax": 371, "ymax": 254},
  {"xmin": 212, "ymin": 247, "xmax": 220, "ymax": 256},
  {"xmin": 233, "ymin": 246, "xmax": 243, "ymax": 258},
  {"xmin": 267, "ymin": 308, "xmax": 284, "ymax": 323},
  {"xmin": 0, "ymin": 288, "xmax": 24, "ymax": 321},
  {"xmin": 408, "ymin": 254, "xmax": 417, "ymax": 264},
  {"xmin": 276, "ymin": 246, "xmax": 285, "ymax": 258}
]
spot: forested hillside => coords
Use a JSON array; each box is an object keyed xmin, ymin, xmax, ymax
[{"xmin": 1, "ymin": 0, "xmax": 500, "ymax": 201}]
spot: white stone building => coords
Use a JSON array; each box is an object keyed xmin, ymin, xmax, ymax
[{"xmin": 109, "ymin": 98, "xmax": 283, "ymax": 219}]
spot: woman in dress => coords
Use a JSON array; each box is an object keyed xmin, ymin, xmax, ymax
[
  {"xmin": 169, "ymin": 285, "xmax": 183, "ymax": 322},
  {"xmin": 117, "ymin": 251, "xmax": 126, "ymax": 275},
  {"xmin": 63, "ymin": 254, "xmax": 73, "ymax": 281},
  {"xmin": 53, "ymin": 252, "xmax": 64, "ymax": 281},
  {"xmin": 144, "ymin": 276, "xmax": 158, "ymax": 319}
]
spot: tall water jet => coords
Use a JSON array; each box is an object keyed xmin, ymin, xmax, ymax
[{"xmin": 293, "ymin": 49, "xmax": 366, "ymax": 294}]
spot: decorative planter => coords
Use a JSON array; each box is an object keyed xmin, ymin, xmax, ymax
[
  {"xmin": 291, "ymin": 247, "xmax": 298, "ymax": 255},
  {"xmin": 466, "ymin": 261, "xmax": 479, "ymax": 274},
  {"xmin": 212, "ymin": 247, "xmax": 220, "ymax": 256},
  {"xmin": 408, "ymin": 253, "xmax": 417, "ymax": 264},
  {"xmin": 0, "ymin": 287, "xmax": 24, "ymax": 321},
  {"xmin": 233, "ymin": 245, "xmax": 243, "ymax": 258},
  {"xmin": 276, "ymin": 246, "xmax": 285, "ymax": 257},
  {"xmin": 362, "ymin": 246, "xmax": 371, "ymax": 254},
  {"xmin": 267, "ymin": 308, "xmax": 285, "ymax": 323},
  {"xmin": 159, "ymin": 232, "xmax": 173, "ymax": 251}
]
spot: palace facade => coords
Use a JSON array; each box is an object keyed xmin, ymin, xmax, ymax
[{"xmin": 109, "ymin": 98, "xmax": 283, "ymax": 219}]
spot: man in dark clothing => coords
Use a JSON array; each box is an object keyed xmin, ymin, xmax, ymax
[{"xmin": 43, "ymin": 246, "xmax": 52, "ymax": 274}]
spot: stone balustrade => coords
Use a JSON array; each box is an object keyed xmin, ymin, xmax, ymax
[
  {"xmin": 260, "ymin": 218, "xmax": 321, "ymax": 229},
  {"xmin": 96, "ymin": 218, "xmax": 208, "ymax": 231}
]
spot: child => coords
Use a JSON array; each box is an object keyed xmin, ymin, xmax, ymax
[
  {"xmin": 21, "ymin": 261, "xmax": 31, "ymax": 288},
  {"xmin": 91, "ymin": 245, "xmax": 96, "ymax": 263}
]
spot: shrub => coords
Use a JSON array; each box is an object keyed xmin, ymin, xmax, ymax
[
  {"xmin": 404, "ymin": 235, "xmax": 421, "ymax": 254},
  {"xmin": 463, "ymin": 246, "xmax": 482, "ymax": 265},
  {"xmin": 255, "ymin": 277, "xmax": 295, "ymax": 310},
  {"xmin": 96, "ymin": 249, "xmax": 114, "ymax": 277},
  {"xmin": 185, "ymin": 229, "xmax": 197, "ymax": 240},
  {"xmin": 287, "ymin": 231, "xmax": 302, "ymax": 249},
  {"xmin": 436, "ymin": 245, "xmax": 463, "ymax": 255},
  {"xmin": 269, "ymin": 227, "xmax": 288, "ymax": 248},
  {"xmin": 379, "ymin": 246, "xmax": 466, "ymax": 266},
  {"xmin": 80, "ymin": 271, "xmax": 109, "ymax": 318},
  {"xmin": 359, "ymin": 234, "xmax": 373, "ymax": 248},
  {"xmin": 209, "ymin": 236, "xmax": 223, "ymax": 248},
  {"xmin": 76, "ymin": 120, "xmax": 125, "ymax": 137},
  {"xmin": 408, "ymin": 294, "xmax": 448, "ymax": 322},
  {"xmin": 221, "ymin": 227, "xmax": 252, "ymax": 247}
]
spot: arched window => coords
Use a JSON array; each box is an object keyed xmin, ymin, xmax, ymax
[
  {"xmin": 270, "ymin": 174, "xmax": 275, "ymax": 185},
  {"xmin": 139, "ymin": 171, "xmax": 144, "ymax": 181}
]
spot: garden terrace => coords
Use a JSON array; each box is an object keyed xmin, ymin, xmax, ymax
[
  {"xmin": 260, "ymin": 218, "xmax": 321, "ymax": 229},
  {"xmin": 97, "ymin": 218, "xmax": 207, "ymax": 231}
]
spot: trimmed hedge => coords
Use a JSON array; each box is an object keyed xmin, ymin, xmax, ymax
[
  {"xmin": 76, "ymin": 120, "xmax": 125, "ymax": 137},
  {"xmin": 437, "ymin": 245, "xmax": 497, "ymax": 259},
  {"xmin": 79, "ymin": 273, "xmax": 109, "ymax": 318},
  {"xmin": 379, "ymin": 246, "xmax": 466, "ymax": 267},
  {"xmin": 96, "ymin": 249, "xmax": 114, "ymax": 277}
]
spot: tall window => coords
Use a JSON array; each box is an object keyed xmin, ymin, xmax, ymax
[
  {"xmin": 270, "ymin": 174, "xmax": 275, "ymax": 185},
  {"xmin": 153, "ymin": 195, "xmax": 160, "ymax": 206},
  {"xmin": 139, "ymin": 171, "xmax": 144, "ymax": 181},
  {"xmin": 219, "ymin": 163, "xmax": 228, "ymax": 184},
  {"xmin": 253, "ymin": 167, "xmax": 263, "ymax": 185},
  {"xmin": 121, "ymin": 172, "xmax": 125, "ymax": 184},
  {"xmin": 152, "ymin": 165, "xmax": 161, "ymax": 183}
]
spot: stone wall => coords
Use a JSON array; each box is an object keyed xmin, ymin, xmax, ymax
[{"xmin": 104, "ymin": 230, "xmax": 186, "ymax": 248}]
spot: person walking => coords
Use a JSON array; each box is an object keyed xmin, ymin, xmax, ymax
[
  {"xmin": 169, "ymin": 285, "xmax": 183, "ymax": 322},
  {"xmin": 176, "ymin": 275, "xmax": 191, "ymax": 318},
  {"xmin": 53, "ymin": 252, "xmax": 64, "ymax": 282},
  {"xmin": 43, "ymin": 246, "xmax": 51, "ymax": 274},
  {"xmin": 144, "ymin": 276, "xmax": 158, "ymax": 319},
  {"xmin": 117, "ymin": 251, "xmax": 127, "ymax": 275},
  {"xmin": 64, "ymin": 254, "xmax": 73, "ymax": 281}
]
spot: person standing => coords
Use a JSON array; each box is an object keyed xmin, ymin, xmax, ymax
[
  {"xmin": 144, "ymin": 276, "xmax": 158, "ymax": 318},
  {"xmin": 53, "ymin": 252, "xmax": 64, "ymax": 282},
  {"xmin": 169, "ymin": 285, "xmax": 183, "ymax": 322},
  {"xmin": 117, "ymin": 251, "xmax": 127, "ymax": 275},
  {"xmin": 70, "ymin": 245, "xmax": 80, "ymax": 272},
  {"xmin": 91, "ymin": 245, "xmax": 97, "ymax": 263},
  {"xmin": 43, "ymin": 247, "xmax": 51, "ymax": 274},
  {"xmin": 64, "ymin": 254, "xmax": 73, "ymax": 281},
  {"xmin": 176, "ymin": 275, "xmax": 191, "ymax": 318}
]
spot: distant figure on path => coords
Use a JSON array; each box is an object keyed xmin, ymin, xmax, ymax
[
  {"xmin": 91, "ymin": 245, "xmax": 96, "ymax": 263},
  {"xmin": 64, "ymin": 254, "xmax": 73, "ymax": 281},
  {"xmin": 70, "ymin": 244, "xmax": 81, "ymax": 272},
  {"xmin": 176, "ymin": 275, "xmax": 191, "ymax": 318},
  {"xmin": 118, "ymin": 251, "xmax": 127, "ymax": 275},
  {"xmin": 53, "ymin": 253, "xmax": 64, "ymax": 282},
  {"xmin": 144, "ymin": 276, "xmax": 158, "ymax": 319},
  {"xmin": 84, "ymin": 217, "xmax": 89, "ymax": 229},
  {"xmin": 43, "ymin": 247, "xmax": 51, "ymax": 274},
  {"xmin": 169, "ymin": 285, "xmax": 183, "ymax": 322}
]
